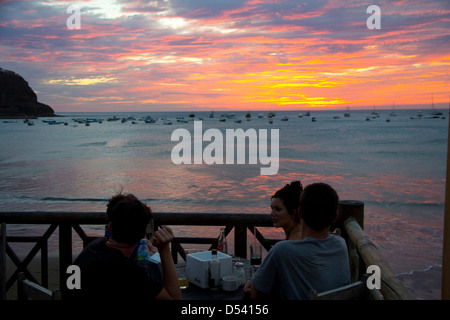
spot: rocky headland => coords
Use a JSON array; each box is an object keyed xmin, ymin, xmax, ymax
[{"xmin": 0, "ymin": 67, "xmax": 55, "ymax": 119}]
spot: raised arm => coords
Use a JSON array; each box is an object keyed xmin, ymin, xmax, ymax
[{"xmin": 151, "ymin": 226, "xmax": 182, "ymax": 300}]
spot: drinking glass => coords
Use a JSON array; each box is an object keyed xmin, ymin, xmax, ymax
[
  {"xmin": 177, "ymin": 265, "xmax": 189, "ymax": 289},
  {"xmin": 250, "ymin": 243, "xmax": 262, "ymax": 266}
]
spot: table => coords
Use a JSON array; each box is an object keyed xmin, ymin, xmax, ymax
[{"xmin": 180, "ymin": 257, "xmax": 253, "ymax": 300}]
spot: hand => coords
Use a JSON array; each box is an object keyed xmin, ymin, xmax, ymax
[
  {"xmin": 145, "ymin": 239, "xmax": 158, "ymax": 256},
  {"xmin": 243, "ymin": 280, "xmax": 253, "ymax": 294},
  {"xmin": 150, "ymin": 226, "xmax": 174, "ymax": 249}
]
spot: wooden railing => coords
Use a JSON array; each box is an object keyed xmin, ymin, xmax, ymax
[{"xmin": 0, "ymin": 201, "xmax": 413, "ymax": 300}]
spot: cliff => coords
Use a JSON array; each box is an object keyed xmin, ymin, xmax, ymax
[{"xmin": 0, "ymin": 68, "xmax": 55, "ymax": 118}]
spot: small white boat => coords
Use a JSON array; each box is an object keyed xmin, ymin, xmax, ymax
[
  {"xmin": 344, "ymin": 107, "xmax": 351, "ymax": 117},
  {"xmin": 234, "ymin": 119, "xmax": 242, "ymax": 123},
  {"xmin": 144, "ymin": 116, "xmax": 156, "ymax": 123},
  {"xmin": 281, "ymin": 116, "xmax": 288, "ymax": 121},
  {"xmin": 163, "ymin": 120, "xmax": 172, "ymax": 125},
  {"xmin": 311, "ymin": 117, "xmax": 316, "ymax": 122}
]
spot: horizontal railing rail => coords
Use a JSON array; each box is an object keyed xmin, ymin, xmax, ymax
[{"xmin": 0, "ymin": 201, "xmax": 413, "ymax": 300}]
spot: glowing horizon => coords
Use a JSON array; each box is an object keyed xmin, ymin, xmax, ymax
[{"xmin": 0, "ymin": 0, "xmax": 449, "ymax": 112}]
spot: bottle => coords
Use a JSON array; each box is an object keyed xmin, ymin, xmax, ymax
[
  {"xmin": 233, "ymin": 262, "xmax": 246, "ymax": 286},
  {"xmin": 104, "ymin": 224, "xmax": 111, "ymax": 238},
  {"xmin": 137, "ymin": 239, "xmax": 150, "ymax": 266},
  {"xmin": 217, "ymin": 227, "xmax": 228, "ymax": 254},
  {"xmin": 208, "ymin": 249, "xmax": 221, "ymax": 290}
]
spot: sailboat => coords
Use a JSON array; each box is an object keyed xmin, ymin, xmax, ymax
[
  {"xmin": 371, "ymin": 105, "xmax": 379, "ymax": 119},
  {"xmin": 442, "ymin": 97, "xmax": 449, "ymax": 120},
  {"xmin": 390, "ymin": 102, "xmax": 397, "ymax": 116},
  {"xmin": 431, "ymin": 94, "xmax": 442, "ymax": 117}
]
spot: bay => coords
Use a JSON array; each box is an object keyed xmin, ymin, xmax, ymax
[{"xmin": 0, "ymin": 109, "xmax": 447, "ymax": 299}]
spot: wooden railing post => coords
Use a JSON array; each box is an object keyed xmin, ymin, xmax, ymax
[
  {"xmin": 336, "ymin": 201, "xmax": 365, "ymax": 283},
  {"xmin": 234, "ymin": 224, "xmax": 247, "ymax": 258},
  {"xmin": 442, "ymin": 113, "xmax": 450, "ymax": 300},
  {"xmin": 1, "ymin": 223, "xmax": 6, "ymax": 300},
  {"xmin": 337, "ymin": 200, "xmax": 364, "ymax": 230},
  {"xmin": 59, "ymin": 224, "xmax": 72, "ymax": 291}
]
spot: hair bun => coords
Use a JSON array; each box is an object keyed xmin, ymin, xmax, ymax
[{"xmin": 289, "ymin": 181, "xmax": 303, "ymax": 193}]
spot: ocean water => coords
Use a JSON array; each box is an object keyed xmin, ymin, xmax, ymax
[{"xmin": 0, "ymin": 109, "xmax": 447, "ymax": 299}]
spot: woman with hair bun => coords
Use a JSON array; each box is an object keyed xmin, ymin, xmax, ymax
[{"xmin": 271, "ymin": 181, "xmax": 303, "ymax": 240}]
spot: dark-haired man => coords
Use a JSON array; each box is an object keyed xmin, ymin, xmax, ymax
[
  {"xmin": 247, "ymin": 182, "xmax": 350, "ymax": 300},
  {"xmin": 65, "ymin": 193, "xmax": 181, "ymax": 300}
]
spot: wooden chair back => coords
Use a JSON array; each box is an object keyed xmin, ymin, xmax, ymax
[
  {"xmin": 310, "ymin": 274, "xmax": 371, "ymax": 300},
  {"xmin": 17, "ymin": 272, "xmax": 61, "ymax": 300}
]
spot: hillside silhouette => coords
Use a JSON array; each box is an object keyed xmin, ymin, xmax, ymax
[{"xmin": 0, "ymin": 67, "xmax": 55, "ymax": 118}]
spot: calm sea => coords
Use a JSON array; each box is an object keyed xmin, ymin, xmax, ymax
[{"xmin": 0, "ymin": 109, "xmax": 447, "ymax": 299}]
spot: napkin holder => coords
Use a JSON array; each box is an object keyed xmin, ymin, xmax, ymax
[{"xmin": 186, "ymin": 251, "xmax": 232, "ymax": 288}]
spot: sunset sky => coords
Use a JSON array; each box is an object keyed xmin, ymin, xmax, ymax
[{"xmin": 0, "ymin": 0, "xmax": 449, "ymax": 112}]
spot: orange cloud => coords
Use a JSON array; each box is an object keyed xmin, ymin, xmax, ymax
[{"xmin": 1, "ymin": 0, "xmax": 448, "ymax": 112}]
